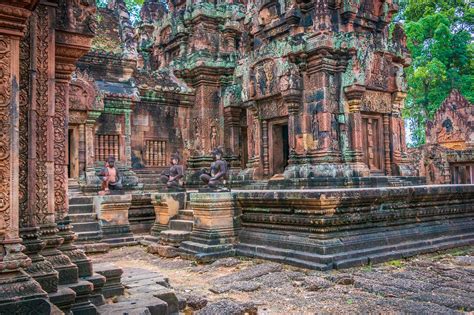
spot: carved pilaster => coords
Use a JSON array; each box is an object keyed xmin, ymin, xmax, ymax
[
  {"xmin": 223, "ymin": 106, "xmax": 242, "ymax": 158},
  {"xmin": 344, "ymin": 84, "xmax": 366, "ymax": 163},
  {"xmin": 262, "ymin": 120, "xmax": 269, "ymax": 177},
  {"xmin": 383, "ymin": 114, "xmax": 392, "ymax": 176},
  {"xmin": 19, "ymin": 16, "xmax": 59, "ymax": 293},
  {"xmin": 54, "ymin": 15, "xmax": 95, "ymax": 280},
  {"xmin": 0, "ymin": 0, "xmax": 50, "ymax": 308}
]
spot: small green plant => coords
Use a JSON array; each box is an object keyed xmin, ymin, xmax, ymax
[
  {"xmin": 385, "ymin": 259, "xmax": 404, "ymax": 268},
  {"xmin": 362, "ymin": 263, "xmax": 373, "ymax": 272}
]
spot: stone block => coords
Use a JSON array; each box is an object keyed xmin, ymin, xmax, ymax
[
  {"xmin": 150, "ymin": 192, "xmax": 186, "ymax": 237},
  {"xmin": 148, "ymin": 243, "xmax": 180, "ymax": 258},
  {"xmin": 94, "ymin": 263, "xmax": 125, "ymax": 299},
  {"xmin": 179, "ymin": 192, "xmax": 238, "ymax": 262},
  {"xmin": 93, "ymin": 194, "xmax": 133, "ymax": 243}
]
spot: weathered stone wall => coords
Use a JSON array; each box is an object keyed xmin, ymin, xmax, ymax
[{"xmin": 131, "ymin": 103, "xmax": 183, "ymax": 169}]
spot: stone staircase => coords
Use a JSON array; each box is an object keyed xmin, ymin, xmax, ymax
[
  {"xmin": 134, "ymin": 168, "xmax": 164, "ymax": 191},
  {"xmin": 69, "ymin": 195, "xmax": 103, "ymax": 243},
  {"xmin": 149, "ymin": 195, "xmax": 195, "ymax": 257},
  {"xmin": 68, "ymin": 178, "xmax": 82, "ymax": 196}
]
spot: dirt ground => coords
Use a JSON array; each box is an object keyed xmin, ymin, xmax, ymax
[{"xmin": 91, "ymin": 245, "xmax": 474, "ymax": 314}]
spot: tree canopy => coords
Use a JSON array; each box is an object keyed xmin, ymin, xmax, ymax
[
  {"xmin": 96, "ymin": 0, "xmax": 145, "ymax": 24},
  {"xmin": 399, "ymin": 0, "xmax": 473, "ymax": 146}
]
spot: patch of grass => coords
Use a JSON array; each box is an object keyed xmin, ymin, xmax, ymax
[
  {"xmin": 430, "ymin": 246, "xmax": 473, "ymax": 261},
  {"xmin": 362, "ymin": 263, "xmax": 373, "ymax": 272},
  {"xmin": 347, "ymin": 299, "xmax": 353, "ymax": 305},
  {"xmin": 385, "ymin": 259, "xmax": 405, "ymax": 268}
]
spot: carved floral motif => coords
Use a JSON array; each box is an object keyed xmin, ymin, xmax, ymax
[
  {"xmin": 0, "ymin": 35, "xmax": 11, "ymax": 233},
  {"xmin": 34, "ymin": 5, "xmax": 51, "ymax": 225}
]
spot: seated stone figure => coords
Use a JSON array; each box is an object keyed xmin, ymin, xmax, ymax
[
  {"xmin": 200, "ymin": 148, "xmax": 229, "ymax": 191},
  {"xmin": 99, "ymin": 157, "xmax": 122, "ymax": 195},
  {"xmin": 160, "ymin": 153, "xmax": 185, "ymax": 191}
]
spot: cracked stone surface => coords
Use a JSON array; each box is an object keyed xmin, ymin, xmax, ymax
[{"xmin": 91, "ymin": 246, "xmax": 474, "ymax": 314}]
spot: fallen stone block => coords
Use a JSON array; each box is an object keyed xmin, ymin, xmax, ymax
[
  {"xmin": 148, "ymin": 243, "xmax": 180, "ymax": 258},
  {"xmin": 197, "ymin": 300, "xmax": 257, "ymax": 315}
]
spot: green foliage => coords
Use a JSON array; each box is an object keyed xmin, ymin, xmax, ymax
[
  {"xmin": 399, "ymin": 0, "xmax": 474, "ymax": 146},
  {"xmin": 384, "ymin": 259, "xmax": 405, "ymax": 268},
  {"xmin": 96, "ymin": 0, "xmax": 144, "ymax": 24}
]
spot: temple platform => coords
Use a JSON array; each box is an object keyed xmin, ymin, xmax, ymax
[
  {"xmin": 69, "ymin": 181, "xmax": 474, "ymax": 271},
  {"xmin": 233, "ymin": 185, "xmax": 474, "ymax": 269}
]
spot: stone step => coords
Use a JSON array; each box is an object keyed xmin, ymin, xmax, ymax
[
  {"xmin": 49, "ymin": 285, "xmax": 77, "ymax": 314},
  {"xmin": 142, "ymin": 184, "xmax": 161, "ymax": 190},
  {"xmin": 169, "ymin": 219, "xmax": 193, "ymax": 232},
  {"xmin": 72, "ymin": 222, "xmax": 101, "ymax": 233},
  {"xmin": 97, "ymin": 297, "xmax": 168, "ymax": 315},
  {"xmin": 69, "ymin": 204, "xmax": 94, "ymax": 214},
  {"xmin": 69, "ymin": 213, "xmax": 97, "ymax": 223},
  {"xmin": 177, "ymin": 210, "xmax": 194, "ymax": 221},
  {"xmin": 159, "ymin": 230, "xmax": 191, "ymax": 246},
  {"xmin": 69, "ymin": 196, "xmax": 94, "ymax": 205},
  {"xmin": 76, "ymin": 231, "xmax": 103, "ymax": 243}
]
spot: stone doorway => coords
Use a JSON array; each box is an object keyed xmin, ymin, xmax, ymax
[
  {"xmin": 361, "ymin": 113, "xmax": 385, "ymax": 174},
  {"xmin": 68, "ymin": 128, "xmax": 80, "ymax": 179},
  {"xmin": 269, "ymin": 119, "xmax": 289, "ymax": 176}
]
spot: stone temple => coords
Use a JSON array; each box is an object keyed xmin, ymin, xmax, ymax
[{"xmin": 0, "ymin": 0, "xmax": 472, "ymax": 313}]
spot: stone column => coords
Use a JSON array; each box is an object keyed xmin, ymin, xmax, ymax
[
  {"xmin": 78, "ymin": 123, "xmax": 86, "ymax": 178},
  {"xmin": 18, "ymin": 5, "xmax": 58, "ymax": 294},
  {"xmin": 223, "ymin": 106, "xmax": 242, "ymax": 158},
  {"xmin": 0, "ymin": 0, "xmax": 51, "ymax": 308},
  {"xmin": 124, "ymin": 109, "xmax": 132, "ymax": 167},
  {"xmin": 84, "ymin": 115, "xmax": 100, "ymax": 187},
  {"xmin": 26, "ymin": 2, "xmax": 79, "ymax": 287},
  {"xmin": 262, "ymin": 119, "xmax": 270, "ymax": 177},
  {"xmin": 223, "ymin": 106, "xmax": 243, "ymax": 174},
  {"xmin": 344, "ymin": 85, "xmax": 366, "ymax": 164},
  {"xmin": 281, "ymin": 88, "xmax": 303, "ymax": 151},
  {"xmin": 54, "ymin": 22, "xmax": 95, "ymax": 279},
  {"xmin": 383, "ymin": 114, "xmax": 392, "ymax": 175}
]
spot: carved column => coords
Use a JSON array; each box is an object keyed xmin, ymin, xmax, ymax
[
  {"xmin": 26, "ymin": 2, "xmax": 79, "ymax": 287},
  {"xmin": 262, "ymin": 120, "xmax": 270, "ymax": 177},
  {"xmin": 282, "ymin": 92, "xmax": 302, "ymax": 154},
  {"xmin": 223, "ymin": 106, "xmax": 242, "ymax": 157},
  {"xmin": 19, "ymin": 7, "xmax": 58, "ymax": 294},
  {"xmin": 78, "ymin": 123, "xmax": 86, "ymax": 178},
  {"xmin": 390, "ymin": 93, "xmax": 404, "ymax": 168},
  {"xmin": 124, "ymin": 109, "xmax": 132, "ymax": 167},
  {"xmin": 84, "ymin": 114, "xmax": 100, "ymax": 187},
  {"xmin": 383, "ymin": 114, "xmax": 392, "ymax": 175},
  {"xmin": 390, "ymin": 92, "xmax": 411, "ymax": 176},
  {"xmin": 0, "ymin": 0, "xmax": 51, "ymax": 308},
  {"xmin": 247, "ymin": 104, "xmax": 260, "ymax": 166},
  {"xmin": 344, "ymin": 85, "xmax": 366, "ymax": 164},
  {"xmin": 54, "ymin": 22, "xmax": 95, "ymax": 279}
]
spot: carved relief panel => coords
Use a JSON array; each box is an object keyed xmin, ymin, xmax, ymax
[{"xmin": 250, "ymin": 59, "xmax": 278, "ymax": 99}]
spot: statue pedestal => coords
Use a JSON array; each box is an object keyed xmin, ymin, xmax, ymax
[
  {"xmin": 93, "ymin": 195, "xmax": 133, "ymax": 245},
  {"xmin": 149, "ymin": 192, "xmax": 186, "ymax": 239},
  {"xmin": 179, "ymin": 192, "xmax": 238, "ymax": 262}
]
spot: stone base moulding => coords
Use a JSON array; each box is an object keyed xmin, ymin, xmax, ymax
[
  {"xmin": 93, "ymin": 195, "xmax": 134, "ymax": 246},
  {"xmin": 179, "ymin": 192, "xmax": 239, "ymax": 262},
  {"xmin": 234, "ymin": 185, "xmax": 474, "ymax": 270}
]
